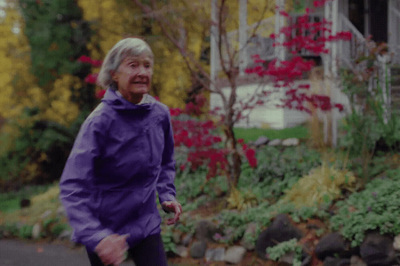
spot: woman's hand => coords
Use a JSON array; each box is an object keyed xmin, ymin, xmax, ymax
[
  {"xmin": 95, "ymin": 234, "xmax": 129, "ymax": 265},
  {"xmin": 162, "ymin": 200, "xmax": 182, "ymax": 225}
]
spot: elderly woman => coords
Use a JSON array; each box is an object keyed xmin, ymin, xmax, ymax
[{"xmin": 59, "ymin": 37, "xmax": 182, "ymax": 266}]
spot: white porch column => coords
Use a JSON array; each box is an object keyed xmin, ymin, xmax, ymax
[
  {"xmin": 210, "ymin": 0, "xmax": 218, "ymax": 91},
  {"xmin": 239, "ymin": 0, "xmax": 248, "ymax": 75},
  {"xmin": 331, "ymin": 0, "xmax": 339, "ymax": 147},
  {"xmin": 274, "ymin": 0, "xmax": 286, "ymax": 62},
  {"xmin": 322, "ymin": 1, "xmax": 331, "ymax": 145},
  {"xmin": 364, "ymin": 0, "xmax": 369, "ymax": 38}
]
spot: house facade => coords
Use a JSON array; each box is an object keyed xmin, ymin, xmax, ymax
[{"xmin": 209, "ymin": 0, "xmax": 400, "ymax": 132}]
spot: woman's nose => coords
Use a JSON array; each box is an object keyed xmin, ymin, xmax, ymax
[{"xmin": 137, "ymin": 65, "xmax": 148, "ymax": 76}]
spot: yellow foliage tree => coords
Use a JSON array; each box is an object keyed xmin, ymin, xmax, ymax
[
  {"xmin": 0, "ymin": 1, "xmax": 37, "ymax": 122},
  {"xmin": 0, "ymin": 1, "xmax": 81, "ymax": 128},
  {"xmin": 77, "ymin": 0, "xmax": 191, "ymax": 108},
  {"xmin": 0, "ymin": 1, "xmax": 82, "ymax": 159},
  {"xmin": 43, "ymin": 75, "xmax": 81, "ymax": 126}
]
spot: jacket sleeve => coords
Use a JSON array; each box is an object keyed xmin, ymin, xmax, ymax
[
  {"xmin": 157, "ymin": 110, "xmax": 177, "ymax": 204},
  {"xmin": 59, "ymin": 117, "xmax": 113, "ymax": 252}
]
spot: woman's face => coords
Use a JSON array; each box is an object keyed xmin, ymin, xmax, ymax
[{"xmin": 112, "ymin": 54, "xmax": 153, "ymax": 104}]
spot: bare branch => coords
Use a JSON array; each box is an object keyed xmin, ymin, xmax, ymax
[{"xmin": 133, "ymin": 0, "xmax": 213, "ymax": 94}]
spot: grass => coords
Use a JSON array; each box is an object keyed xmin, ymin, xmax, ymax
[
  {"xmin": 0, "ymin": 184, "xmax": 52, "ymax": 213},
  {"xmin": 234, "ymin": 125, "xmax": 309, "ymax": 142},
  {"xmin": 0, "ymin": 184, "xmax": 62, "ymax": 224}
]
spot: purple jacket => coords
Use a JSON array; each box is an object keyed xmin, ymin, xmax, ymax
[{"xmin": 59, "ymin": 89, "xmax": 176, "ymax": 251}]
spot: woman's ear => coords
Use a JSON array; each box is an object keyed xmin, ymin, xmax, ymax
[{"xmin": 111, "ymin": 70, "xmax": 118, "ymax": 82}]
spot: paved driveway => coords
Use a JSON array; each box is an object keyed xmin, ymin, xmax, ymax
[{"xmin": 0, "ymin": 239, "xmax": 133, "ymax": 266}]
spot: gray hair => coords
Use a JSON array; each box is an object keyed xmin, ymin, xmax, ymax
[{"xmin": 97, "ymin": 37, "xmax": 154, "ymax": 89}]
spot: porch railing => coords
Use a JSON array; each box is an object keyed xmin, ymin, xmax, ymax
[
  {"xmin": 337, "ymin": 13, "xmax": 367, "ymax": 69},
  {"xmin": 216, "ymin": 13, "xmax": 327, "ymax": 75},
  {"xmin": 389, "ymin": 4, "xmax": 400, "ymax": 65}
]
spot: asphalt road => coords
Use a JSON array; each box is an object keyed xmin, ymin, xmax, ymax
[{"xmin": 0, "ymin": 239, "xmax": 133, "ymax": 266}]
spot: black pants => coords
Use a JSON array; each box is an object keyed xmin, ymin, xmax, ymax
[{"xmin": 86, "ymin": 233, "xmax": 168, "ymax": 266}]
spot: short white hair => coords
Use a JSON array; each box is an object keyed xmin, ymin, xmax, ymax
[{"xmin": 97, "ymin": 37, "xmax": 154, "ymax": 89}]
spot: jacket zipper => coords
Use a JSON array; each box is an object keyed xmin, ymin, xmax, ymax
[{"xmin": 146, "ymin": 129, "xmax": 153, "ymax": 164}]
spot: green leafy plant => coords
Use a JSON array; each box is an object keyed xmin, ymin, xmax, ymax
[
  {"xmin": 290, "ymin": 205, "xmax": 330, "ymax": 223},
  {"xmin": 339, "ymin": 44, "xmax": 400, "ymax": 180},
  {"xmin": 51, "ymin": 223, "xmax": 69, "ymax": 238},
  {"xmin": 0, "ymin": 109, "xmax": 88, "ymax": 190},
  {"xmin": 18, "ymin": 224, "xmax": 33, "ymax": 239},
  {"xmin": 330, "ymin": 169, "xmax": 400, "ymax": 247},
  {"xmin": 266, "ymin": 238, "xmax": 302, "ymax": 266},
  {"xmin": 161, "ymin": 227, "xmax": 177, "ymax": 254},
  {"xmin": 0, "ymin": 184, "xmax": 50, "ymax": 213},
  {"xmin": 174, "ymin": 167, "xmax": 207, "ymax": 202},
  {"xmin": 246, "ymin": 145, "xmax": 321, "ymax": 201}
]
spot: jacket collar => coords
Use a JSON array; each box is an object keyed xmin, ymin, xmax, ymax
[{"xmin": 102, "ymin": 88, "xmax": 155, "ymax": 111}]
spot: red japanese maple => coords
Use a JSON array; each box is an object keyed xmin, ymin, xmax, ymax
[{"xmin": 246, "ymin": 0, "xmax": 351, "ymax": 114}]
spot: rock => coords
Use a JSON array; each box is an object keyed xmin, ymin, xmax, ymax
[
  {"xmin": 350, "ymin": 255, "xmax": 367, "ymax": 266},
  {"xmin": 173, "ymin": 231, "xmax": 181, "ymax": 244},
  {"xmin": 279, "ymin": 250, "xmax": 297, "ymax": 265},
  {"xmin": 282, "ymin": 138, "xmax": 299, "ymax": 146},
  {"xmin": 224, "ymin": 246, "xmax": 246, "ymax": 264},
  {"xmin": 323, "ymin": 256, "xmax": 350, "ymax": 266},
  {"xmin": 190, "ymin": 241, "xmax": 207, "ymax": 259},
  {"xmin": 40, "ymin": 210, "xmax": 53, "ymax": 219},
  {"xmin": 56, "ymin": 206, "xmax": 66, "ymax": 217},
  {"xmin": 268, "ymin": 139, "xmax": 282, "ymax": 146},
  {"xmin": 32, "ymin": 223, "xmax": 41, "ymax": 239},
  {"xmin": 255, "ymin": 214, "xmax": 303, "ymax": 260},
  {"xmin": 315, "ymin": 232, "xmax": 349, "ymax": 260},
  {"xmin": 393, "ymin": 234, "xmax": 400, "ymax": 251},
  {"xmin": 182, "ymin": 233, "xmax": 193, "ymax": 247},
  {"xmin": 194, "ymin": 220, "xmax": 217, "ymax": 242},
  {"xmin": 205, "ymin": 247, "xmax": 225, "ymax": 262},
  {"xmin": 360, "ymin": 232, "xmax": 397, "ymax": 266},
  {"xmin": 254, "ymin": 136, "xmax": 269, "ymax": 147},
  {"xmin": 240, "ymin": 222, "xmax": 258, "ymax": 251},
  {"xmin": 175, "ymin": 245, "xmax": 189, "ymax": 258},
  {"xmin": 58, "ymin": 229, "xmax": 72, "ymax": 240},
  {"xmin": 20, "ymin": 199, "xmax": 31, "ymax": 208}
]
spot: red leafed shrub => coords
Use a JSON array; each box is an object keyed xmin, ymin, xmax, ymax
[
  {"xmin": 246, "ymin": 0, "xmax": 351, "ymax": 114},
  {"xmin": 171, "ymin": 101, "xmax": 257, "ymax": 179},
  {"xmin": 170, "ymin": 107, "xmax": 229, "ymax": 179},
  {"xmin": 78, "ymin": 55, "xmax": 102, "ymax": 67}
]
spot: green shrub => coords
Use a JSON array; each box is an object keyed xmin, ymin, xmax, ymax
[
  {"xmin": 161, "ymin": 227, "xmax": 177, "ymax": 254},
  {"xmin": 0, "ymin": 184, "xmax": 51, "ymax": 213},
  {"xmin": 330, "ymin": 169, "xmax": 400, "ymax": 246},
  {"xmin": 51, "ymin": 223, "xmax": 69, "ymax": 237},
  {"xmin": 241, "ymin": 145, "xmax": 321, "ymax": 201},
  {"xmin": 174, "ymin": 167, "xmax": 207, "ymax": 203},
  {"xmin": 266, "ymin": 238, "xmax": 302, "ymax": 265},
  {"xmin": 18, "ymin": 224, "xmax": 33, "ymax": 239},
  {"xmin": 339, "ymin": 66, "xmax": 400, "ymax": 180},
  {"xmin": 0, "ymin": 109, "xmax": 88, "ymax": 189}
]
